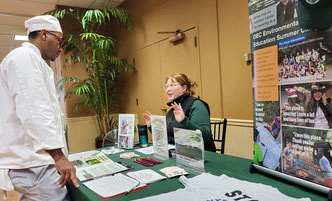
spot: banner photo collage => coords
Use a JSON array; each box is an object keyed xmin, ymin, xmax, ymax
[{"xmin": 249, "ymin": 0, "xmax": 332, "ymax": 188}]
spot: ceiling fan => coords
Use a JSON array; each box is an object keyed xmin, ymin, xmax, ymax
[{"xmin": 157, "ymin": 29, "xmax": 185, "ymax": 44}]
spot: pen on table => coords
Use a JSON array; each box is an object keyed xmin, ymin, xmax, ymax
[{"xmin": 125, "ymin": 182, "xmax": 141, "ymax": 195}]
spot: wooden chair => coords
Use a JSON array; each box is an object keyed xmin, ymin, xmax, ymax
[{"xmin": 211, "ymin": 119, "xmax": 227, "ymax": 154}]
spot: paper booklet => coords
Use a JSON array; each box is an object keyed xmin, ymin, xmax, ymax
[
  {"xmin": 70, "ymin": 152, "xmax": 128, "ymax": 181},
  {"xmin": 68, "ymin": 149, "xmax": 100, "ymax": 161},
  {"xmin": 126, "ymin": 169, "xmax": 166, "ymax": 184},
  {"xmin": 159, "ymin": 166, "xmax": 189, "ymax": 178},
  {"xmin": 118, "ymin": 114, "xmax": 135, "ymax": 149},
  {"xmin": 84, "ymin": 173, "xmax": 148, "ymax": 199},
  {"xmin": 136, "ymin": 144, "xmax": 176, "ymax": 155}
]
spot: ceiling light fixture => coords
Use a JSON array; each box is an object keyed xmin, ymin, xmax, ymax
[{"xmin": 14, "ymin": 35, "xmax": 28, "ymax": 41}]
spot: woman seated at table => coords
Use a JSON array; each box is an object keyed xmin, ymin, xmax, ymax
[{"xmin": 143, "ymin": 73, "xmax": 216, "ymax": 152}]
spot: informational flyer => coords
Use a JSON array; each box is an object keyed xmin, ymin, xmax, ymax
[
  {"xmin": 70, "ymin": 152, "xmax": 128, "ymax": 181},
  {"xmin": 118, "ymin": 114, "xmax": 135, "ymax": 149},
  {"xmin": 249, "ymin": 0, "xmax": 332, "ymax": 189},
  {"xmin": 174, "ymin": 128, "xmax": 204, "ymax": 174},
  {"xmin": 151, "ymin": 115, "xmax": 169, "ymax": 160}
]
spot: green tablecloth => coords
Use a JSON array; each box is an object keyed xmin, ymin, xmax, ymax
[{"xmin": 67, "ymin": 150, "xmax": 327, "ymax": 201}]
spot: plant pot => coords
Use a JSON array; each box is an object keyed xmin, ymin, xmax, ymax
[{"xmin": 95, "ymin": 136, "xmax": 103, "ymax": 149}]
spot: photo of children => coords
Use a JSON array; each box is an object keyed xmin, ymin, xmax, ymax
[
  {"xmin": 280, "ymin": 82, "xmax": 332, "ymax": 129},
  {"xmin": 282, "ymin": 126, "xmax": 332, "ymax": 188},
  {"xmin": 278, "ymin": 32, "xmax": 332, "ymax": 84},
  {"xmin": 254, "ymin": 100, "xmax": 282, "ymax": 170},
  {"xmin": 282, "ymin": 141, "xmax": 294, "ymax": 170},
  {"xmin": 316, "ymin": 147, "xmax": 332, "ymax": 188}
]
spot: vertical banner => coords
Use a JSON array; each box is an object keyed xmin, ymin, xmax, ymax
[{"xmin": 249, "ymin": 0, "xmax": 332, "ymax": 189}]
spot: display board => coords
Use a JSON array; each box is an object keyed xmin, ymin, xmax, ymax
[
  {"xmin": 118, "ymin": 114, "xmax": 135, "ymax": 149},
  {"xmin": 248, "ymin": 0, "xmax": 332, "ymax": 197},
  {"xmin": 174, "ymin": 128, "xmax": 205, "ymax": 174},
  {"xmin": 151, "ymin": 115, "xmax": 169, "ymax": 160}
]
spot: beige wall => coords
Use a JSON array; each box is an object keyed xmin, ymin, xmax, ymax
[
  {"xmin": 217, "ymin": 0, "xmax": 253, "ymax": 120},
  {"xmin": 64, "ymin": 0, "xmax": 255, "ymax": 159},
  {"xmin": 115, "ymin": 0, "xmax": 254, "ymax": 159},
  {"xmin": 118, "ymin": 0, "xmax": 253, "ymax": 120},
  {"xmin": 66, "ymin": 116, "xmax": 100, "ymax": 153},
  {"xmin": 225, "ymin": 119, "xmax": 253, "ymax": 159},
  {"xmin": 118, "ymin": 0, "xmax": 222, "ymax": 120}
]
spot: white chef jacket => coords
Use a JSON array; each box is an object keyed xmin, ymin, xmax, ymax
[{"xmin": 0, "ymin": 42, "xmax": 67, "ymax": 190}]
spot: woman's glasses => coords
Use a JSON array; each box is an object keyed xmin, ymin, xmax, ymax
[{"xmin": 165, "ymin": 83, "xmax": 179, "ymax": 89}]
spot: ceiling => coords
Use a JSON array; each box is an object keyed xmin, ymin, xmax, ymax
[{"xmin": 0, "ymin": 0, "xmax": 124, "ymax": 61}]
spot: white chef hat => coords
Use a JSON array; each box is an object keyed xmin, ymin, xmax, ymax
[{"xmin": 25, "ymin": 15, "xmax": 62, "ymax": 35}]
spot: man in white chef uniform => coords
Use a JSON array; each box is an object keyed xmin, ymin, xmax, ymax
[{"xmin": 0, "ymin": 15, "xmax": 79, "ymax": 201}]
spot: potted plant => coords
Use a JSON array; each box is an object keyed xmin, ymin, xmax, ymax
[{"xmin": 49, "ymin": 8, "xmax": 134, "ymax": 147}]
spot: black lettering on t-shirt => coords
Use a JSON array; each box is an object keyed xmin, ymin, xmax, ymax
[{"xmin": 225, "ymin": 190, "xmax": 242, "ymax": 197}]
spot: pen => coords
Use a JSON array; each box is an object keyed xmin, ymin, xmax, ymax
[{"xmin": 125, "ymin": 182, "xmax": 141, "ymax": 195}]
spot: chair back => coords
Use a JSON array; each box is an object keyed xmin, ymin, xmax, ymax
[
  {"xmin": 211, "ymin": 119, "xmax": 227, "ymax": 154},
  {"xmin": 102, "ymin": 129, "xmax": 118, "ymax": 147}
]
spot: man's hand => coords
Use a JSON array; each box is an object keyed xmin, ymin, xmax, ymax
[{"xmin": 46, "ymin": 149, "xmax": 80, "ymax": 188}]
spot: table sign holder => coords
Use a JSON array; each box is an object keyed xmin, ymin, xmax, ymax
[
  {"xmin": 118, "ymin": 114, "xmax": 135, "ymax": 149},
  {"xmin": 174, "ymin": 128, "xmax": 205, "ymax": 175},
  {"xmin": 151, "ymin": 115, "xmax": 169, "ymax": 160}
]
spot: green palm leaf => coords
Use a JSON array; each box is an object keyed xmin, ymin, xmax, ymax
[{"xmin": 51, "ymin": 7, "xmax": 134, "ymax": 137}]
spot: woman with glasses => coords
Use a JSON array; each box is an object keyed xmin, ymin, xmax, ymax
[{"xmin": 143, "ymin": 73, "xmax": 216, "ymax": 152}]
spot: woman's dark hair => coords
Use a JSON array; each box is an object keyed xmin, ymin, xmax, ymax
[{"xmin": 311, "ymin": 84, "xmax": 326, "ymax": 100}]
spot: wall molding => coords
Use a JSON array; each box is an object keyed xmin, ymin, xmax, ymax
[
  {"xmin": 211, "ymin": 118, "xmax": 253, "ymax": 128},
  {"xmin": 227, "ymin": 119, "xmax": 253, "ymax": 128},
  {"xmin": 66, "ymin": 115, "xmax": 97, "ymax": 122}
]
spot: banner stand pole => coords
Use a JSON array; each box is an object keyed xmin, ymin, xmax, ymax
[{"xmin": 250, "ymin": 163, "xmax": 332, "ymax": 201}]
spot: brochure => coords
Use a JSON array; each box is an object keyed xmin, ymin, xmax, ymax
[
  {"xmin": 118, "ymin": 114, "xmax": 135, "ymax": 149},
  {"xmin": 68, "ymin": 149, "xmax": 100, "ymax": 162},
  {"xmin": 151, "ymin": 115, "xmax": 169, "ymax": 160},
  {"xmin": 159, "ymin": 166, "xmax": 189, "ymax": 178},
  {"xmin": 136, "ymin": 144, "xmax": 175, "ymax": 155},
  {"xmin": 70, "ymin": 152, "xmax": 112, "ymax": 168},
  {"xmin": 70, "ymin": 152, "xmax": 128, "ymax": 181}
]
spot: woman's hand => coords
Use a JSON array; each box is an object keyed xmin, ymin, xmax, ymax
[
  {"xmin": 143, "ymin": 111, "xmax": 152, "ymax": 127},
  {"xmin": 322, "ymin": 93, "xmax": 328, "ymax": 105},
  {"xmin": 171, "ymin": 102, "xmax": 185, "ymax": 122}
]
